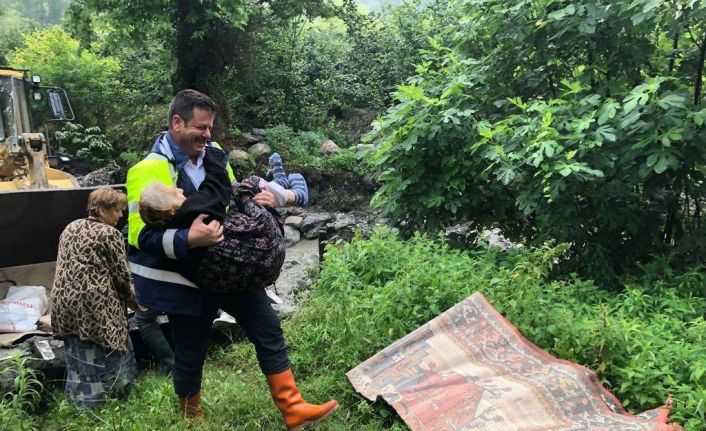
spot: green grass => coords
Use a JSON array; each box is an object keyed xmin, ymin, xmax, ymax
[{"xmin": 8, "ymin": 227, "xmax": 706, "ymax": 430}]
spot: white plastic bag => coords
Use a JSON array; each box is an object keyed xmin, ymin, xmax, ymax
[{"xmin": 0, "ymin": 286, "xmax": 49, "ymax": 333}]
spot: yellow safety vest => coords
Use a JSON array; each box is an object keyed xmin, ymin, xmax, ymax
[{"xmin": 127, "ymin": 144, "xmax": 234, "ymax": 248}]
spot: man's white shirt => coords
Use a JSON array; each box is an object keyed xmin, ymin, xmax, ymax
[{"xmin": 183, "ymin": 150, "xmax": 206, "ymax": 188}]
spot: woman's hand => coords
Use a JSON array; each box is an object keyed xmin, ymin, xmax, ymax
[
  {"xmin": 253, "ymin": 190, "xmax": 276, "ymax": 208},
  {"xmin": 187, "ymin": 214, "xmax": 224, "ymax": 248},
  {"xmin": 259, "ymin": 182, "xmax": 290, "ymax": 207}
]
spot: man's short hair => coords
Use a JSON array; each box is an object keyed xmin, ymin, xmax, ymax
[{"xmin": 168, "ymin": 89, "xmax": 217, "ymax": 127}]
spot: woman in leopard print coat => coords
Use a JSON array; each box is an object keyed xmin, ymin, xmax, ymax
[{"xmin": 51, "ymin": 187, "xmax": 139, "ymax": 409}]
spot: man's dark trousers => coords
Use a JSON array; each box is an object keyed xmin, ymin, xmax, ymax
[{"xmin": 168, "ymin": 288, "xmax": 291, "ymax": 397}]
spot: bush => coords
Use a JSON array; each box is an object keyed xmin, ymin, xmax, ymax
[
  {"xmin": 229, "ymin": 156, "xmax": 256, "ymax": 181},
  {"xmin": 55, "ymin": 122, "xmax": 113, "ymax": 170},
  {"xmin": 26, "ymin": 230, "xmax": 706, "ymax": 430},
  {"xmin": 109, "ymin": 104, "xmax": 168, "ymax": 163},
  {"xmin": 228, "ymin": 0, "xmax": 435, "ymax": 131},
  {"xmin": 322, "ymin": 147, "xmax": 371, "ymax": 175},
  {"xmin": 263, "ymin": 125, "xmax": 374, "ymax": 176},
  {"xmin": 367, "ymin": 0, "xmax": 706, "ymax": 283},
  {"xmin": 264, "ymin": 125, "xmax": 325, "ymax": 166}
]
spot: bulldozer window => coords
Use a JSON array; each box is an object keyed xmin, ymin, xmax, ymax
[{"xmin": 0, "ymin": 90, "xmax": 9, "ymax": 141}]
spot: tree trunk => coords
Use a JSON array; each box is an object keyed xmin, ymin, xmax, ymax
[
  {"xmin": 668, "ymin": 31, "xmax": 679, "ymax": 73},
  {"xmin": 693, "ymin": 29, "xmax": 706, "ymax": 105},
  {"xmin": 171, "ymin": 0, "xmax": 238, "ymax": 137}
]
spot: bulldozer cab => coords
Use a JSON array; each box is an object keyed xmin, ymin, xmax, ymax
[
  {"xmin": 0, "ymin": 68, "xmax": 73, "ymax": 134},
  {"xmin": 0, "ymin": 67, "xmax": 77, "ymax": 191},
  {"xmin": 0, "ymin": 69, "xmax": 27, "ymax": 143}
]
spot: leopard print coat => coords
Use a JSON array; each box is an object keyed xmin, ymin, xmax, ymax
[{"xmin": 51, "ymin": 218, "xmax": 134, "ymax": 351}]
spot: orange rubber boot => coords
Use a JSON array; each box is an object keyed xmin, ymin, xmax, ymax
[
  {"xmin": 178, "ymin": 391, "xmax": 204, "ymax": 421},
  {"xmin": 266, "ymin": 369, "xmax": 338, "ymax": 430}
]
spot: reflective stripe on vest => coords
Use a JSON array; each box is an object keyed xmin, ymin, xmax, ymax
[{"xmin": 129, "ymin": 262, "xmax": 198, "ymax": 288}]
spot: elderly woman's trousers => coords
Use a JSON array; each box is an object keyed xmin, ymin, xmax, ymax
[
  {"xmin": 63, "ymin": 336, "xmax": 138, "ymax": 409},
  {"xmin": 167, "ymin": 288, "xmax": 290, "ymax": 397}
]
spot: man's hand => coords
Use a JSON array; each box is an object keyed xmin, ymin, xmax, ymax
[
  {"xmin": 187, "ymin": 213, "xmax": 224, "ymax": 249},
  {"xmin": 253, "ymin": 190, "xmax": 276, "ymax": 208}
]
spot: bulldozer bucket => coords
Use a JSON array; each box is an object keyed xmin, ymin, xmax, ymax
[{"xmin": 0, "ymin": 185, "xmax": 125, "ymax": 267}]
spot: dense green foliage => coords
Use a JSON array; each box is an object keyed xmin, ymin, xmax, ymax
[
  {"xmin": 67, "ymin": 0, "xmax": 249, "ymax": 113},
  {"xmin": 3, "ymin": 2, "xmax": 705, "ymax": 428},
  {"xmin": 368, "ymin": 0, "xmax": 706, "ymax": 281},
  {"xmin": 266, "ymin": 125, "xmax": 329, "ymax": 163},
  {"xmin": 227, "ymin": 0, "xmax": 434, "ymax": 132},
  {"xmin": 54, "ymin": 123, "xmax": 113, "ymax": 168},
  {"xmin": 9, "ymin": 27, "xmax": 120, "ymax": 129},
  {"xmin": 67, "ymin": 0, "xmax": 334, "ymax": 127},
  {"xmin": 257, "ymin": 124, "xmax": 373, "ymax": 175},
  {"xmin": 0, "ymin": 0, "xmax": 70, "ymax": 64},
  {"xmin": 3, "ymin": 231, "xmax": 703, "ymax": 430},
  {"xmin": 4, "ymin": 0, "xmax": 428, "ymax": 170}
]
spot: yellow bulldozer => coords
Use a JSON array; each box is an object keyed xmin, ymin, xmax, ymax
[
  {"xmin": 0, "ymin": 67, "xmax": 79, "ymax": 190},
  {"xmin": 0, "ymin": 67, "xmax": 111, "ymax": 291}
]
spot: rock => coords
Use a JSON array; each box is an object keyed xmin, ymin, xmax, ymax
[
  {"xmin": 443, "ymin": 222, "xmax": 518, "ymax": 251},
  {"xmin": 242, "ymin": 132, "xmax": 260, "ymax": 144},
  {"xmin": 320, "ymin": 140, "xmax": 340, "ymax": 156},
  {"xmin": 228, "ymin": 149, "xmax": 250, "ymax": 164},
  {"xmin": 77, "ymin": 160, "xmax": 124, "ymax": 186},
  {"xmin": 247, "ymin": 143, "xmax": 272, "ymax": 158},
  {"xmin": 284, "ymin": 216, "xmax": 303, "ymax": 229},
  {"xmin": 283, "ymin": 225, "xmax": 301, "ymax": 247},
  {"xmin": 252, "ymin": 128, "xmax": 267, "ymax": 137},
  {"xmin": 302, "ymin": 167, "xmax": 376, "ymax": 211},
  {"xmin": 300, "ymin": 211, "xmax": 378, "ymax": 241},
  {"xmin": 301, "ymin": 213, "xmax": 334, "ymax": 239},
  {"xmin": 280, "ymin": 207, "xmax": 306, "ymax": 217},
  {"xmin": 331, "ymin": 213, "xmax": 358, "ymax": 242},
  {"xmin": 265, "ymin": 288, "xmax": 284, "ymax": 304},
  {"xmin": 482, "ymin": 227, "xmax": 520, "ymax": 251},
  {"xmin": 444, "ymin": 221, "xmax": 475, "ymax": 249}
]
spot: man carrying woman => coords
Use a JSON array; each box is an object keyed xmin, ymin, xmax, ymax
[{"xmin": 125, "ymin": 89, "xmax": 337, "ymax": 430}]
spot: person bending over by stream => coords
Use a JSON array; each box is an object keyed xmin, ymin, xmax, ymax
[
  {"xmin": 126, "ymin": 89, "xmax": 337, "ymax": 429},
  {"xmin": 51, "ymin": 187, "xmax": 139, "ymax": 409}
]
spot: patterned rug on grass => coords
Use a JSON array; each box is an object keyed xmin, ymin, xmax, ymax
[{"xmin": 347, "ymin": 292, "xmax": 682, "ymax": 431}]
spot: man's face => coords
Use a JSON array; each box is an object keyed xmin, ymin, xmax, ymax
[{"xmin": 172, "ymin": 107, "xmax": 214, "ymax": 157}]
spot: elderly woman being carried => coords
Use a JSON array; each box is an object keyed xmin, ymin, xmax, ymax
[{"xmin": 137, "ymin": 152, "xmax": 308, "ymax": 294}]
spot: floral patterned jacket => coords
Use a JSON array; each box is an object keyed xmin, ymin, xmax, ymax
[{"xmin": 51, "ymin": 218, "xmax": 135, "ymax": 351}]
